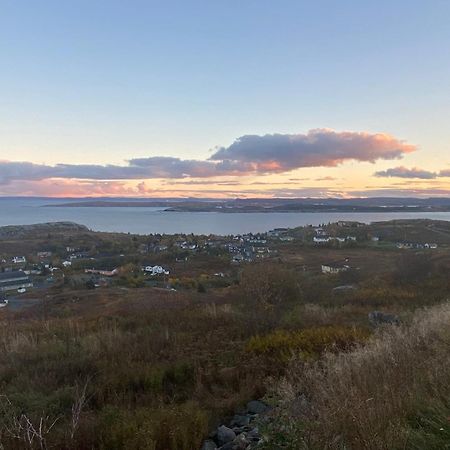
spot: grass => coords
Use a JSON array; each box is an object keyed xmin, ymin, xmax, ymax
[
  {"xmin": 263, "ymin": 301, "xmax": 450, "ymax": 450},
  {"xmin": 0, "ymin": 221, "xmax": 449, "ymax": 449}
]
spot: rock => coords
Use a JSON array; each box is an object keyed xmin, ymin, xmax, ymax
[
  {"xmin": 217, "ymin": 433, "xmax": 249, "ymax": 450},
  {"xmin": 247, "ymin": 427, "xmax": 261, "ymax": 441},
  {"xmin": 230, "ymin": 414, "xmax": 250, "ymax": 427},
  {"xmin": 201, "ymin": 440, "xmax": 217, "ymax": 450},
  {"xmin": 217, "ymin": 425, "xmax": 236, "ymax": 446},
  {"xmin": 368, "ymin": 311, "xmax": 400, "ymax": 326},
  {"xmin": 218, "ymin": 443, "xmax": 234, "ymax": 450},
  {"xmin": 246, "ymin": 400, "xmax": 270, "ymax": 415},
  {"xmin": 232, "ymin": 433, "xmax": 250, "ymax": 449}
]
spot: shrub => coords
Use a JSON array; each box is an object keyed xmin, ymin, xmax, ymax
[
  {"xmin": 263, "ymin": 302, "xmax": 450, "ymax": 450},
  {"xmin": 240, "ymin": 263, "xmax": 301, "ymax": 309},
  {"xmin": 246, "ymin": 325, "xmax": 370, "ymax": 360}
]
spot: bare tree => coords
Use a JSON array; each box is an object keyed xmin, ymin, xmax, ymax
[
  {"xmin": 0, "ymin": 396, "xmax": 60, "ymax": 450},
  {"xmin": 69, "ymin": 378, "xmax": 90, "ymax": 440}
]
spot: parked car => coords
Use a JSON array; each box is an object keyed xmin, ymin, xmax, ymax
[{"xmin": 17, "ymin": 288, "xmax": 27, "ymax": 294}]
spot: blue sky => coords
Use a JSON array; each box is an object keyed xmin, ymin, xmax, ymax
[{"xmin": 0, "ymin": 1, "xmax": 449, "ymax": 197}]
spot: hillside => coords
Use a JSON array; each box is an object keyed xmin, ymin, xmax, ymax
[{"xmin": 0, "ymin": 220, "xmax": 448, "ymax": 449}]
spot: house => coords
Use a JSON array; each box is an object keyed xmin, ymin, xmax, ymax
[
  {"xmin": 69, "ymin": 251, "xmax": 90, "ymax": 260},
  {"xmin": 232, "ymin": 254, "xmax": 244, "ymax": 264},
  {"xmin": 85, "ymin": 268, "xmax": 118, "ymax": 277},
  {"xmin": 0, "ymin": 271, "xmax": 33, "ymax": 292},
  {"xmin": 337, "ymin": 221, "xmax": 364, "ymax": 228},
  {"xmin": 321, "ymin": 261, "xmax": 350, "ymax": 274},
  {"xmin": 313, "ymin": 236, "xmax": 330, "ymax": 244},
  {"xmin": 314, "ymin": 228, "xmax": 328, "ymax": 237},
  {"xmin": 12, "ymin": 256, "xmax": 26, "ymax": 264},
  {"xmin": 62, "ymin": 261, "xmax": 72, "ymax": 267},
  {"xmin": 268, "ymin": 228, "xmax": 289, "ymax": 237},
  {"xmin": 143, "ymin": 265, "xmax": 170, "ymax": 276},
  {"xmin": 37, "ymin": 251, "xmax": 52, "ymax": 258}
]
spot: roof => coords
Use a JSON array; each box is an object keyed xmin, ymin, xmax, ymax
[{"xmin": 322, "ymin": 261, "xmax": 349, "ymax": 268}]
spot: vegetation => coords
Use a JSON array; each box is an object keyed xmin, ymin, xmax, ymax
[
  {"xmin": 0, "ymin": 220, "xmax": 449, "ymax": 448},
  {"xmin": 262, "ymin": 302, "xmax": 450, "ymax": 450}
]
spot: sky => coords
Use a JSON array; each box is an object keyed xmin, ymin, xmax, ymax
[{"xmin": 0, "ymin": 0, "xmax": 449, "ymax": 198}]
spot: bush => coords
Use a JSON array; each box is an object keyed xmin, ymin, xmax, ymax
[
  {"xmin": 263, "ymin": 302, "xmax": 450, "ymax": 450},
  {"xmin": 246, "ymin": 325, "xmax": 370, "ymax": 360},
  {"xmin": 240, "ymin": 263, "xmax": 301, "ymax": 309}
]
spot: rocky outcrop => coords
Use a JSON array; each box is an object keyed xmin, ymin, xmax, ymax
[{"xmin": 200, "ymin": 400, "xmax": 271, "ymax": 450}]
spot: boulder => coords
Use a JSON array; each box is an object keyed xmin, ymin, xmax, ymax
[
  {"xmin": 217, "ymin": 425, "xmax": 236, "ymax": 446},
  {"xmin": 232, "ymin": 433, "xmax": 250, "ymax": 449},
  {"xmin": 218, "ymin": 443, "xmax": 234, "ymax": 450},
  {"xmin": 247, "ymin": 400, "xmax": 270, "ymax": 415},
  {"xmin": 230, "ymin": 414, "xmax": 250, "ymax": 427},
  {"xmin": 247, "ymin": 427, "xmax": 261, "ymax": 441}
]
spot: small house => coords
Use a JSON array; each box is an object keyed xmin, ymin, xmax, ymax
[{"xmin": 321, "ymin": 261, "xmax": 350, "ymax": 274}]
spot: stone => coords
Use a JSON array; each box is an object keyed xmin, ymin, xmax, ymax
[
  {"xmin": 201, "ymin": 440, "xmax": 217, "ymax": 450},
  {"xmin": 246, "ymin": 400, "xmax": 270, "ymax": 415},
  {"xmin": 217, "ymin": 425, "xmax": 236, "ymax": 446},
  {"xmin": 232, "ymin": 433, "xmax": 250, "ymax": 449},
  {"xmin": 230, "ymin": 414, "xmax": 250, "ymax": 427},
  {"xmin": 247, "ymin": 427, "xmax": 261, "ymax": 441},
  {"xmin": 218, "ymin": 443, "xmax": 234, "ymax": 450}
]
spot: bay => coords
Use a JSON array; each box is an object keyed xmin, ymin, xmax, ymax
[{"xmin": 1, "ymin": 197, "xmax": 450, "ymax": 235}]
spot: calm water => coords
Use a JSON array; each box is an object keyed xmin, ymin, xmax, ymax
[{"xmin": 1, "ymin": 198, "xmax": 450, "ymax": 235}]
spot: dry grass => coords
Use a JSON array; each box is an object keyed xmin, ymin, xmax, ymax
[{"xmin": 266, "ymin": 301, "xmax": 450, "ymax": 449}]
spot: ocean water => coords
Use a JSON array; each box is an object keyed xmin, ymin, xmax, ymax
[{"xmin": 1, "ymin": 197, "xmax": 450, "ymax": 235}]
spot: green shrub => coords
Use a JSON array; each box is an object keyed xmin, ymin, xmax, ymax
[{"xmin": 246, "ymin": 325, "xmax": 370, "ymax": 360}]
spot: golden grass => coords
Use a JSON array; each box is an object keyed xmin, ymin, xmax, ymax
[{"xmin": 267, "ymin": 302, "xmax": 450, "ymax": 449}]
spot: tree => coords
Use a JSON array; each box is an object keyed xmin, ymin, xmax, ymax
[{"xmin": 240, "ymin": 263, "xmax": 301, "ymax": 309}]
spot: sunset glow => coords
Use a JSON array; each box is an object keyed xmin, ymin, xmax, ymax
[{"xmin": 0, "ymin": 2, "xmax": 449, "ymax": 198}]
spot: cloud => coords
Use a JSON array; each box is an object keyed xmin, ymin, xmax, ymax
[
  {"xmin": 0, "ymin": 129, "xmax": 415, "ymax": 186},
  {"xmin": 351, "ymin": 188, "xmax": 450, "ymax": 198},
  {"xmin": 374, "ymin": 166, "xmax": 450, "ymax": 179},
  {"xmin": 374, "ymin": 166, "xmax": 437, "ymax": 179},
  {"xmin": 0, "ymin": 179, "xmax": 138, "ymax": 197},
  {"xmin": 315, "ymin": 176, "xmax": 337, "ymax": 181},
  {"xmin": 210, "ymin": 129, "xmax": 415, "ymax": 171}
]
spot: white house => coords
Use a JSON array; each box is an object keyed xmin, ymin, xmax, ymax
[
  {"xmin": 313, "ymin": 236, "xmax": 330, "ymax": 244},
  {"xmin": 321, "ymin": 262, "xmax": 350, "ymax": 274},
  {"xmin": 85, "ymin": 268, "xmax": 119, "ymax": 277},
  {"xmin": 143, "ymin": 265, "xmax": 170, "ymax": 276},
  {"xmin": 12, "ymin": 256, "xmax": 26, "ymax": 264}
]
